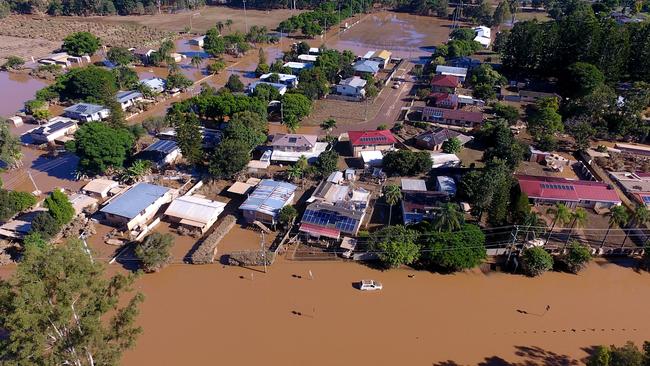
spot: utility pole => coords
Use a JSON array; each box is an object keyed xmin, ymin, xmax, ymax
[
  {"xmin": 261, "ymin": 231, "xmax": 267, "ymax": 273},
  {"xmin": 27, "ymin": 170, "xmax": 40, "ymax": 196},
  {"xmin": 243, "ymin": 0, "xmax": 248, "ymax": 33},
  {"xmin": 505, "ymin": 225, "xmax": 519, "ymax": 265}
]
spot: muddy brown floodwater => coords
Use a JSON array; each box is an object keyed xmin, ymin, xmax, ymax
[
  {"xmin": 120, "ymin": 259, "xmax": 650, "ymax": 366},
  {"xmin": 0, "ymin": 72, "xmax": 47, "ymax": 116}
]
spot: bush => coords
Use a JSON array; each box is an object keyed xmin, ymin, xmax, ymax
[
  {"xmin": 30, "ymin": 212, "xmax": 61, "ymax": 240},
  {"xmin": 1, "ymin": 56, "xmax": 25, "ymax": 70},
  {"xmin": 135, "ymin": 232, "xmax": 174, "ymax": 273},
  {"xmin": 44, "ymin": 190, "xmax": 75, "ymax": 227},
  {"xmin": 278, "ymin": 205, "xmax": 298, "ymax": 226},
  {"xmin": 0, "ymin": 190, "xmax": 37, "ymax": 221},
  {"xmin": 226, "ymin": 74, "xmax": 244, "ymax": 92},
  {"xmin": 558, "ymin": 241, "xmax": 591, "ymax": 274},
  {"xmin": 314, "ymin": 150, "xmax": 339, "ymax": 177},
  {"xmin": 383, "ymin": 150, "xmax": 432, "ymax": 176},
  {"xmin": 521, "ymin": 246, "xmax": 553, "ymax": 277}
]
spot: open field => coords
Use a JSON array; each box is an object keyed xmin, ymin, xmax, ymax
[
  {"xmin": 113, "ymin": 258, "xmax": 650, "ymax": 366},
  {"xmin": 96, "ymin": 6, "xmax": 302, "ymax": 34},
  {"xmin": 0, "ymin": 35, "xmax": 61, "ymax": 64}
]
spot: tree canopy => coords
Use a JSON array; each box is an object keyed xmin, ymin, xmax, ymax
[
  {"xmin": 67, "ymin": 122, "xmax": 135, "ymax": 174},
  {"xmin": 420, "ymin": 223, "xmax": 486, "ymax": 272},
  {"xmin": 370, "ymin": 225, "xmax": 420, "ymax": 268},
  {"xmin": 135, "ymin": 232, "xmax": 174, "ymax": 273},
  {"xmin": 62, "ymin": 31, "xmax": 101, "ymax": 56},
  {"xmin": 383, "ymin": 150, "xmax": 432, "ymax": 176}
]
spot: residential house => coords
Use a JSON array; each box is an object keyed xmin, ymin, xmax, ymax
[
  {"xmin": 100, "ymin": 182, "xmax": 175, "ymax": 230},
  {"xmin": 430, "ymin": 152, "xmax": 461, "ymax": 168},
  {"xmin": 347, "ymin": 130, "xmax": 397, "ymax": 157},
  {"xmin": 297, "ymin": 54, "xmax": 318, "ymax": 63},
  {"xmin": 239, "ymin": 179, "xmax": 297, "ymax": 225},
  {"xmin": 28, "ymin": 117, "xmax": 77, "ymax": 144},
  {"xmin": 401, "ymin": 178, "xmax": 428, "ymax": 192},
  {"xmin": 435, "ymin": 65, "xmax": 468, "ymax": 82},
  {"xmin": 63, "ymin": 103, "xmax": 110, "ymax": 122},
  {"xmin": 457, "ymin": 94, "xmax": 485, "ymax": 107},
  {"xmin": 283, "ymin": 61, "xmax": 312, "ymax": 74},
  {"xmin": 132, "ymin": 48, "xmax": 156, "ymax": 64},
  {"xmin": 0, "ymin": 208, "xmax": 47, "ymax": 240},
  {"xmin": 401, "ymin": 190, "xmax": 450, "ymax": 225},
  {"xmin": 336, "ymin": 76, "xmax": 367, "ymax": 98},
  {"xmin": 260, "ymin": 73, "xmax": 298, "ymax": 88},
  {"xmin": 516, "ymin": 175, "xmax": 621, "ymax": 210},
  {"xmin": 427, "ymin": 93, "xmax": 458, "ymax": 109},
  {"xmin": 140, "ymin": 77, "xmax": 166, "ymax": 93},
  {"xmin": 68, "ymin": 193, "xmax": 98, "ymax": 216},
  {"xmin": 308, "ymin": 47, "xmax": 320, "ymax": 55},
  {"xmin": 299, "ymin": 178, "xmax": 371, "ymax": 238},
  {"xmin": 116, "ymin": 90, "xmax": 144, "ymax": 110},
  {"xmin": 361, "ymin": 50, "xmax": 376, "ymax": 60},
  {"xmin": 157, "ymin": 126, "xmax": 222, "ymax": 148},
  {"xmin": 415, "ymin": 128, "xmax": 473, "ymax": 151},
  {"xmin": 353, "ymin": 60, "xmax": 380, "ymax": 76},
  {"xmin": 137, "ymin": 139, "xmax": 182, "ymax": 167},
  {"xmin": 360, "ymin": 150, "xmax": 384, "ymax": 167},
  {"xmin": 247, "ymin": 81, "xmax": 287, "ymax": 96},
  {"xmin": 609, "ymin": 171, "xmax": 650, "ymax": 207},
  {"xmin": 189, "ymin": 35, "xmax": 206, "ymax": 47},
  {"xmin": 448, "ymin": 57, "xmax": 482, "ymax": 70},
  {"xmin": 430, "ymin": 74, "xmax": 460, "ymax": 93},
  {"xmin": 82, "ymin": 178, "xmax": 119, "ymax": 200},
  {"xmin": 270, "ymin": 133, "xmax": 327, "ymax": 163},
  {"xmin": 370, "ymin": 50, "xmax": 392, "ymax": 68},
  {"xmin": 421, "ymin": 107, "xmax": 484, "ymax": 128},
  {"xmin": 164, "ymin": 195, "xmax": 227, "ymax": 234},
  {"xmin": 38, "ymin": 52, "xmax": 73, "ymax": 68},
  {"xmin": 436, "ymin": 176, "xmax": 457, "ymax": 196},
  {"xmin": 473, "ymin": 26, "xmax": 491, "ymax": 48}
]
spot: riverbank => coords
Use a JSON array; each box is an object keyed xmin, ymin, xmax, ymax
[{"xmin": 119, "ymin": 258, "xmax": 650, "ymax": 365}]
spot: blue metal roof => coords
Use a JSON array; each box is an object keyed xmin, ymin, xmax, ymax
[
  {"xmin": 144, "ymin": 139, "xmax": 179, "ymax": 154},
  {"xmin": 116, "ymin": 90, "xmax": 143, "ymax": 103},
  {"xmin": 239, "ymin": 180, "xmax": 297, "ymax": 216},
  {"xmin": 353, "ymin": 60, "xmax": 380, "ymax": 73},
  {"xmin": 101, "ymin": 183, "xmax": 170, "ymax": 219}
]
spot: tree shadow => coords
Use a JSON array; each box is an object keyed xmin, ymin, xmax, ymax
[
  {"xmin": 30, "ymin": 153, "xmax": 79, "ymax": 181},
  {"xmin": 431, "ymin": 345, "xmax": 581, "ymax": 366}
]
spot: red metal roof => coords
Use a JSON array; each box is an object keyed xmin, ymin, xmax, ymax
[
  {"xmin": 348, "ymin": 130, "xmax": 397, "ymax": 146},
  {"xmin": 299, "ymin": 222, "xmax": 341, "ymax": 239},
  {"xmin": 430, "ymin": 74, "xmax": 459, "ymax": 88},
  {"xmin": 516, "ymin": 175, "xmax": 621, "ymax": 203}
]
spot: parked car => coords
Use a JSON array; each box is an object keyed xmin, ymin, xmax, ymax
[
  {"xmin": 358, "ymin": 280, "xmax": 383, "ymax": 291},
  {"xmin": 392, "ymin": 82, "xmax": 400, "ymax": 89}
]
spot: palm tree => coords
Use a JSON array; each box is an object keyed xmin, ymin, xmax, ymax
[
  {"xmin": 320, "ymin": 118, "xmax": 337, "ymax": 135},
  {"xmin": 216, "ymin": 21, "xmax": 225, "ymax": 34},
  {"xmin": 434, "ymin": 203, "xmax": 464, "ymax": 232},
  {"xmin": 190, "ymin": 55, "xmax": 202, "ymax": 70},
  {"xmin": 620, "ymin": 205, "xmax": 650, "ymax": 248},
  {"xmin": 225, "ymin": 19, "xmax": 233, "ymax": 32},
  {"xmin": 295, "ymin": 155, "xmax": 308, "ymax": 171},
  {"xmin": 286, "ymin": 165, "xmax": 303, "ymax": 182},
  {"xmin": 601, "ymin": 205, "xmax": 629, "ymax": 249},
  {"xmin": 521, "ymin": 211, "xmax": 546, "ymax": 241},
  {"xmin": 384, "ymin": 184, "xmax": 402, "ymax": 225},
  {"xmin": 546, "ymin": 203, "xmax": 572, "ymax": 245},
  {"xmin": 167, "ymin": 61, "xmax": 180, "ymax": 74},
  {"xmin": 564, "ymin": 207, "xmax": 588, "ymax": 250}
]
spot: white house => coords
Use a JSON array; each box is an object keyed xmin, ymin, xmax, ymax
[
  {"xmin": 63, "ymin": 103, "xmax": 110, "ymax": 123},
  {"xmin": 247, "ymin": 81, "xmax": 288, "ymax": 96},
  {"xmin": 189, "ymin": 35, "xmax": 206, "ymax": 47},
  {"xmin": 435, "ymin": 65, "xmax": 468, "ymax": 82},
  {"xmin": 164, "ymin": 195, "xmax": 226, "ymax": 234},
  {"xmin": 283, "ymin": 61, "xmax": 312, "ymax": 74},
  {"xmin": 140, "ymin": 77, "xmax": 166, "ymax": 93},
  {"xmin": 100, "ymin": 183, "xmax": 175, "ymax": 231},
  {"xmin": 28, "ymin": 117, "xmax": 78, "ymax": 144},
  {"xmin": 297, "ymin": 54, "xmax": 318, "ymax": 63},
  {"xmin": 259, "ymin": 73, "xmax": 298, "ymax": 88},
  {"xmin": 336, "ymin": 76, "xmax": 367, "ymax": 98},
  {"xmin": 82, "ymin": 178, "xmax": 119, "ymax": 199},
  {"xmin": 116, "ymin": 90, "xmax": 144, "ymax": 110},
  {"xmin": 473, "ymin": 26, "xmax": 491, "ymax": 48}
]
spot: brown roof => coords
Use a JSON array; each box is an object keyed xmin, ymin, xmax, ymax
[{"xmin": 271, "ymin": 134, "xmax": 317, "ymax": 148}]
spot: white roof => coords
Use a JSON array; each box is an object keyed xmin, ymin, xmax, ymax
[
  {"xmin": 436, "ymin": 65, "xmax": 468, "ymax": 77},
  {"xmin": 68, "ymin": 193, "xmax": 98, "ymax": 215},
  {"xmin": 309, "ymin": 47, "xmax": 320, "ymax": 54},
  {"xmin": 362, "ymin": 51, "xmax": 375, "ymax": 59},
  {"xmin": 430, "ymin": 152, "xmax": 460, "ymax": 168},
  {"xmin": 271, "ymin": 142, "xmax": 327, "ymax": 163},
  {"xmin": 401, "ymin": 178, "xmax": 427, "ymax": 192},
  {"xmin": 283, "ymin": 61, "xmax": 309, "ymax": 69},
  {"xmin": 339, "ymin": 76, "xmax": 367, "ymax": 88},
  {"xmin": 165, "ymin": 195, "xmax": 226, "ymax": 225},
  {"xmin": 474, "ymin": 26, "xmax": 491, "ymax": 38},
  {"xmin": 436, "ymin": 176, "xmax": 457, "ymax": 194},
  {"xmin": 360, "ymin": 150, "xmax": 384, "ymax": 165},
  {"xmin": 474, "ymin": 35, "xmax": 491, "ymax": 47},
  {"xmin": 83, "ymin": 179, "xmax": 119, "ymax": 195},
  {"xmin": 260, "ymin": 73, "xmax": 297, "ymax": 82},
  {"xmin": 228, "ymin": 181, "xmax": 254, "ymax": 195},
  {"xmin": 297, "ymin": 54, "xmax": 318, "ymax": 62}
]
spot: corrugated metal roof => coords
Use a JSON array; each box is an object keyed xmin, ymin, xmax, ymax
[
  {"xmin": 100, "ymin": 183, "xmax": 171, "ymax": 219},
  {"xmin": 239, "ymin": 180, "xmax": 297, "ymax": 216},
  {"xmin": 164, "ymin": 195, "xmax": 226, "ymax": 224},
  {"xmin": 144, "ymin": 139, "xmax": 179, "ymax": 154},
  {"xmin": 401, "ymin": 178, "xmax": 427, "ymax": 192},
  {"xmin": 64, "ymin": 103, "xmax": 107, "ymax": 116},
  {"xmin": 516, "ymin": 175, "xmax": 621, "ymax": 203}
]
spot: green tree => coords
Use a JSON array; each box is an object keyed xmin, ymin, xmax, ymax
[
  {"xmin": 67, "ymin": 122, "xmax": 135, "ymax": 174},
  {"xmin": 601, "ymin": 205, "xmax": 629, "ymax": 248},
  {"xmin": 226, "ymin": 74, "xmax": 245, "ymax": 92},
  {"xmin": 224, "ymin": 111, "xmax": 268, "ymax": 150},
  {"xmin": 112, "ymin": 66, "xmax": 139, "ymax": 90},
  {"xmin": 172, "ymin": 111, "xmax": 203, "ymax": 165},
  {"xmin": 209, "ymin": 138, "xmax": 251, "ymax": 178},
  {"xmin": 30, "ymin": 211, "xmax": 60, "ymax": 240},
  {"xmin": 314, "ymin": 150, "xmax": 339, "ymax": 177},
  {"xmin": 0, "ymin": 240, "xmax": 143, "ymax": 364},
  {"xmin": 564, "ymin": 207, "xmax": 588, "ymax": 249},
  {"xmin": 521, "ymin": 246, "xmax": 553, "ymax": 277},
  {"xmin": 433, "ymin": 202, "xmax": 464, "ymax": 232},
  {"xmin": 278, "ymin": 205, "xmax": 298, "ymax": 227},
  {"xmin": 190, "ymin": 55, "xmax": 203, "ymax": 70},
  {"xmin": 370, "ymin": 225, "xmax": 420, "ymax": 268},
  {"xmin": 559, "ymin": 241, "xmax": 592, "ymax": 274},
  {"xmin": 166, "ymin": 72, "xmax": 193, "ymax": 91},
  {"xmin": 0, "ymin": 122, "xmax": 22, "ymax": 169},
  {"xmin": 609, "ymin": 341, "xmax": 644, "ymax": 366},
  {"xmin": 207, "ymin": 60, "xmax": 226, "ymax": 74},
  {"xmin": 44, "ymin": 189, "xmax": 75, "ymax": 227},
  {"xmin": 0, "ymin": 189, "xmax": 36, "ymax": 220},
  {"xmin": 384, "ymin": 184, "xmax": 402, "ymax": 225},
  {"xmin": 621, "ymin": 205, "xmax": 650, "ymax": 248},
  {"xmin": 282, "ymin": 93, "xmax": 312, "ymax": 124},
  {"xmin": 120, "ymin": 160, "xmax": 151, "ymax": 184},
  {"xmin": 320, "ymin": 118, "xmax": 337, "ymax": 134},
  {"xmin": 23, "ymin": 232, "xmax": 48, "ymax": 250},
  {"xmin": 203, "ymin": 27, "xmax": 226, "ymax": 57},
  {"xmin": 62, "ymin": 31, "xmax": 101, "ymax": 56},
  {"xmin": 1, "ymin": 55, "xmax": 25, "ymax": 70},
  {"xmin": 107, "ymin": 47, "xmax": 134, "ymax": 66},
  {"xmin": 587, "ymin": 345, "xmax": 611, "ymax": 366},
  {"xmin": 286, "ymin": 164, "xmax": 303, "ymax": 182},
  {"xmin": 421, "ymin": 223, "xmax": 486, "ymax": 272},
  {"xmin": 492, "ymin": 102, "xmax": 520, "ymax": 125},
  {"xmin": 527, "ymin": 97, "xmax": 563, "ymax": 146},
  {"xmin": 546, "ymin": 203, "xmax": 572, "ymax": 244},
  {"xmin": 493, "ymin": 1, "xmax": 511, "ymax": 25},
  {"xmin": 442, "ymin": 136, "xmax": 462, "ymax": 154},
  {"xmin": 564, "ymin": 62, "xmax": 605, "ymax": 97},
  {"xmin": 383, "ymin": 150, "xmax": 432, "ymax": 176},
  {"xmin": 135, "ymin": 232, "xmax": 173, "ymax": 273}
]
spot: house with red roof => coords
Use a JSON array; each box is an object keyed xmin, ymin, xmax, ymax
[
  {"xmin": 430, "ymin": 74, "xmax": 460, "ymax": 93},
  {"xmin": 422, "ymin": 107, "xmax": 484, "ymax": 128},
  {"xmin": 347, "ymin": 130, "xmax": 397, "ymax": 157},
  {"xmin": 427, "ymin": 92, "xmax": 459, "ymax": 109},
  {"xmin": 516, "ymin": 175, "xmax": 621, "ymax": 210}
]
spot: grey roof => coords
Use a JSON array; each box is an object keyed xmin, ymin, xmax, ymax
[
  {"xmin": 339, "ymin": 76, "xmax": 367, "ymax": 88},
  {"xmin": 116, "ymin": 90, "xmax": 143, "ymax": 103},
  {"xmin": 239, "ymin": 180, "xmax": 297, "ymax": 216},
  {"xmin": 271, "ymin": 134, "xmax": 317, "ymax": 148},
  {"xmin": 435, "ymin": 65, "xmax": 468, "ymax": 77},
  {"xmin": 144, "ymin": 139, "xmax": 179, "ymax": 154},
  {"xmin": 140, "ymin": 77, "xmax": 165, "ymax": 90},
  {"xmin": 353, "ymin": 60, "xmax": 380, "ymax": 73},
  {"xmin": 31, "ymin": 117, "xmax": 76, "ymax": 137},
  {"xmin": 64, "ymin": 103, "xmax": 107, "ymax": 116},
  {"xmin": 415, "ymin": 128, "xmax": 472, "ymax": 149},
  {"xmin": 436, "ymin": 176, "xmax": 457, "ymax": 194},
  {"xmin": 401, "ymin": 178, "xmax": 427, "ymax": 192},
  {"xmin": 248, "ymin": 81, "xmax": 287, "ymax": 92},
  {"xmin": 101, "ymin": 183, "xmax": 171, "ymax": 219},
  {"xmin": 260, "ymin": 73, "xmax": 297, "ymax": 82}
]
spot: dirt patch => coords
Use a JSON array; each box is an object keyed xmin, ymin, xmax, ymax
[
  {"xmin": 0, "ymin": 35, "xmax": 61, "ymax": 63},
  {"xmin": 96, "ymin": 7, "xmax": 303, "ymax": 34}
]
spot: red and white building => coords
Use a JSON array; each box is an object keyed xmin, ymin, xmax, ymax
[
  {"xmin": 347, "ymin": 130, "xmax": 397, "ymax": 158},
  {"xmin": 516, "ymin": 175, "xmax": 621, "ymax": 210}
]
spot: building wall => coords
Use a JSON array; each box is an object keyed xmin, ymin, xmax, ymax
[
  {"xmin": 336, "ymin": 84, "xmax": 362, "ymax": 97},
  {"xmin": 351, "ymin": 143, "xmax": 393, "ymax": 157}
]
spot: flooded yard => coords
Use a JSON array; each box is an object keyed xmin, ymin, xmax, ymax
[{"xmin": 0, "ymin": 72, "xmax": 47, "ymax": 116}]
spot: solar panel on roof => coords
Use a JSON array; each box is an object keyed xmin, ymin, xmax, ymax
[{"xmin": 643, "ymin": 196, "xmax": 650, "ymax": 204}]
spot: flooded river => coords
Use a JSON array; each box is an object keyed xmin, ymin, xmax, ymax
[{"xmin": 0, "ymin": 72, "xmax": 47, "ymax": 116}]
